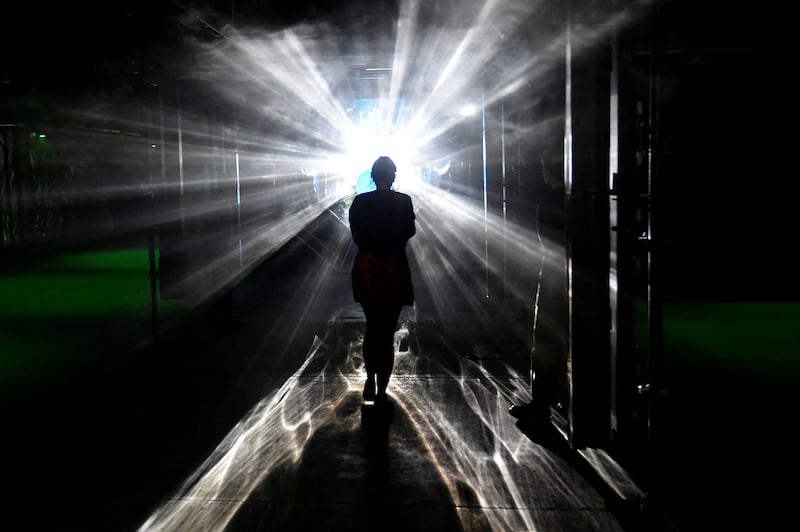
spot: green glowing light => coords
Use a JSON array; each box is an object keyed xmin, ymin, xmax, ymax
[
  {"xmin": 664, "ymin": 302, "xmax": 800, "ymax": 380},
  {"xmin": 0, "ymin": 248, "xmax": 186, "ymax": 387}
]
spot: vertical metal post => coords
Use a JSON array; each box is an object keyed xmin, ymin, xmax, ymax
[
  {"xmin": 235, "ymin": 150, "xmax": 243, "ymax": 268},
  {"xmin": 147, "ymin": 98, "xmax": 161, "ymax": 341},
  {"xmin": 501, "ymin": 98, "xmax": 508, "ymax": 295},
  {"xmin": 482, "ymin": 90, "xmax": 490, "ymax": 300},
  {"xmin": 646, "ymin": 0, "xmax": 665, "ymax": 508},
  {"xmin": 0, "ymin": 129, "xmax": 11, "ymax": 246},
  {"xmin": 177, "ymin": 89, "xmax": 185, "ymax": 233},
  {"xmin": 563, "ymin": 0, "xmax": 612, "ymax": 448},
  {"xmin": 233, "ymin": 110, "xmax": 243, "ymax": 269},
  {"xmin": 563, "ymin": 9, "xmax": 576, "ymax": 440}
]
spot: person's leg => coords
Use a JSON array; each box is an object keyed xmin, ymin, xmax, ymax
[
  {"xmin": 361, "ymin": 304, "xmax": 377, "ymax": 400},
  {"xmin": 363, "ymin": 304, "xmax": 403, "ymax": 400},
  {"xmin": 375, "ymin": 304, "xmax": 402, "ymax": 399}
]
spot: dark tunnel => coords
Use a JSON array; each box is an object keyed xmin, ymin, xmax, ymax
[{"xmin": 1, "ymin": 1, "xmax": 797, "ymax": 531}]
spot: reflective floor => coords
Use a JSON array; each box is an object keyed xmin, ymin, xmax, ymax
[
  {"xmin": 2, "ymin": 284, "xmax": 629, "ymax": 531},
  {"xmin": 0, "ymin": 214, "xmax": 636, "ymax": 531},
  {"xmin": 138, "ymin": 306, "xmax": 626, "ymax": 532},
  {"xmin": 6, "ymin": 208, "xmax": 792, "ymax": 532}
]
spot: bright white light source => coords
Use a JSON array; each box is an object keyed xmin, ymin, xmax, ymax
[{"xmin": 459, "ymin": 103, "xmax": 480, "ymax": 117}]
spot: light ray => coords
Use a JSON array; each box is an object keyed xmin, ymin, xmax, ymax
[
  {"xmin": 19, "ymin": 0, "xmax": 651, "ymax": 311},
  {"xmin": 19, "ymin": 3, "xmax": 656, "ymax": 529},
  {"xmin": 140, "ymin": 315, "xmax": 621, "ymax": 532}
]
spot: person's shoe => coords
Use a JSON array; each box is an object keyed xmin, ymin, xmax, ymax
[
  {"xmin": 509, "ymin": 402, "xmax": 548, "ymax": 422},
  {"xmin": 509, "ymin": 402, "xmax": 554, "ymax": 433}
]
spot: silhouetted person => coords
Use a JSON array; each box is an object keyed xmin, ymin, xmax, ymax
[{"xmin": 349, "ymin": 156, "xmax": 416, "ymax": 403}]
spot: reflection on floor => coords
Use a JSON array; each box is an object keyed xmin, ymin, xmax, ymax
[
  {"xmin": 0, "ymin": 210, "xmax": 640, "ymax": 531},
  {"xmin": 139, "ymin": 307, "xmax": 625, "ymax": 531}
]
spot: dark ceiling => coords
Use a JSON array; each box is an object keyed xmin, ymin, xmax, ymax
[
  {"xmin": 1, "ymin": 0, "xmax": 400, "ymax": 97},
  {"xmin": 2, "ymin": 0, "xmax": 797, "ymax": 109}
]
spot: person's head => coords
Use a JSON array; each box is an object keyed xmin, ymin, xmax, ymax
[{"xmin": 371, "ymin": 156, "xmax": 396, "ymax": 189}]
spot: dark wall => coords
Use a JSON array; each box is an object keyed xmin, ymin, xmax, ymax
[{"xmin": 658, "ymin": 2, "xmax": 799, "ymax": 301}]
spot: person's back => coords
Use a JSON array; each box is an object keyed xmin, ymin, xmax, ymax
[
  {"xmin": 349, "ymin": 189, "xmax": 415, "ymax": 256},
  {"xmin": 349, "ymin": 156, "xmax": 415, "ymax": 403}
]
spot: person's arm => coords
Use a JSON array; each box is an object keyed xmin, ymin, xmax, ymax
[
  {"xmin": 402, "ymin": 195, "xmax": 416, "ymax": 241},
  {"xmin": 349, "ymin": 197, "xmax": 362, "ymax": 245}
]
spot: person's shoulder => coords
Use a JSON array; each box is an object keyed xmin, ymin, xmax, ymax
[{"xmin": 351, "ymin": 191, "xmax": 372, "ymax": 204}]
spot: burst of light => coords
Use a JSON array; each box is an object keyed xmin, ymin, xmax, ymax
[
  {"xmin": 21, "ymin": 0, "xmax": 646, "ymax": 308},
  {"xmin": 459, "ymin": 103, "xmax": 480, "ymax": 117},
  {"xmin": 19, "ymin": 2, "xmax": 651, "ymax": 526}
]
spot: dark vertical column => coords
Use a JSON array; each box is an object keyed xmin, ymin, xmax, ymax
[
  {"xmin": 608, "ymin": 7, "xmax": 657, "ymax": 492},
  {"xmin": 9, "ymin": 130, "xmax": 32, "ymax": 245},
  {"xmin": 147, "ymin": 96, "xmax": 160, "ymax": 340},
  {"xmin": 645, "ymin": 0, "xmax": 666, "ymax": 510},
  {"xmin": 158, "ymin": 86, "xmax": 187, "ymax": 300},
  {"xmin": 0, "ymin": 129, "xmax": 12, "ymax": 247},
  {"xmin": 564, "ymin": 0, "xmax": 612, "ymax": 449}
]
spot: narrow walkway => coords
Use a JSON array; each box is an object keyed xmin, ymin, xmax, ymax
[{"xmin": 138, "ymin": 305, "xmax": 625, "ymax": 532}]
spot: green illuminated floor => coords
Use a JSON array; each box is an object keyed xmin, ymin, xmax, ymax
[
  {"xmin": 664, "ymin": 302, "xmax": 800, "ymax": 382},
  {"xmin": 0, "ymin": 248, "xmax": 186, "ymax": 394}
]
